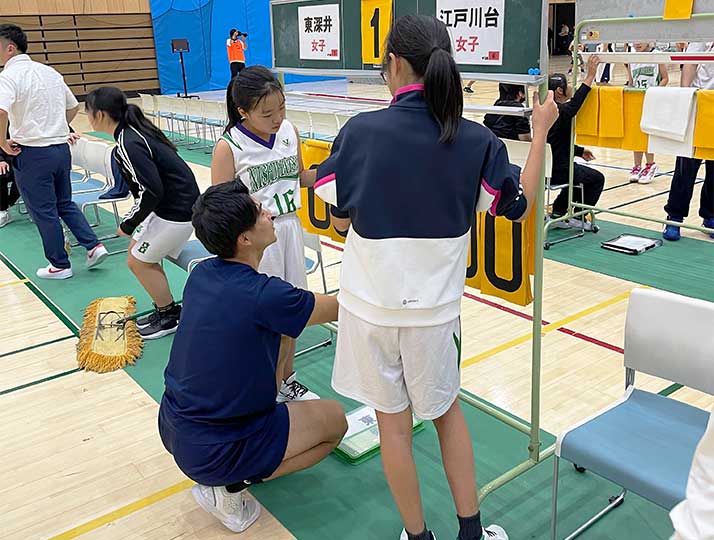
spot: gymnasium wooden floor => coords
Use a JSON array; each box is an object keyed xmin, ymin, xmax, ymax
[{"xmin": 2, "ymin": 56, "xmax": 712, "ymax": 539}]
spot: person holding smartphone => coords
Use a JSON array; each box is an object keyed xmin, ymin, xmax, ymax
[{"xmin": 227, "ymin": 29, "xmax": 248, "ymax": 79}]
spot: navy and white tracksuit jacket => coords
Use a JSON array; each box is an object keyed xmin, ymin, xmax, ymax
[{"xmin": 315, "ymin": 85, "xmax": 527, "ymax": 327}]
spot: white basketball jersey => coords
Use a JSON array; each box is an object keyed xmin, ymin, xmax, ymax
[
  {"xmin": 222, "ymin": 120, "xmax": 301, "ymax": 217},
  {"xmin": 631, "ymin": 62, "xmax": 660, "ymax": 89}
]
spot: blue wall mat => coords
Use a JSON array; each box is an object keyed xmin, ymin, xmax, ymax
[{"xmin": 150, "ymin": 0, "xmax": 338, "ymax": 95}]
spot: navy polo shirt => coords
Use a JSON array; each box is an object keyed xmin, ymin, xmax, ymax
[{"xmin": 158, "ymin": 258, "xmax": 315, "ymax": 444}]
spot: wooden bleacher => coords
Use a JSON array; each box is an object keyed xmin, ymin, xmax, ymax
[{"xmin": 1, "ymin": 14, "xmax": 160, "ymax": 97}]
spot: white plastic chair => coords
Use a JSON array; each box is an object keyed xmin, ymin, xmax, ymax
[
  {"xmin": 138, "ymin": 93, "xmax": 158, "ymax": 124},
  {"xmin": 184, "ymin": 99, "xmax": 209, "ymax": 148},
  {"xmin": 551, "ymin": 288, "xmax": 714, "ymax": 540},
  {"xmin": 71, "ymin": 140, "xmax": 131, "ymax": 253},
  {"xmin": 310, "ymin": 111, "xmax": 340, "ymax": 140},
  {"xmin": 286, "ymin": 109, "xmax": 313, "ymax": 138},
  {"xmin": 69, "ymin": 138, "xmax": 103, "ymax": 192},
  {"xmin": 203, "ymin": 100, "xmax": 229, "ymax": 144}
]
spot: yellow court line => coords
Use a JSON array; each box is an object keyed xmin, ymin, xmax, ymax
[
  {"xmin": 49, "ymin": 479, "xmax": 194, "ymax": 540},
  {"xmin": 461, "ymin": 291, "xmax": 631, "ymax": 368},
  {"xmin": 0, "ymin": 278, "xmax": 29, "ymax": 290}
]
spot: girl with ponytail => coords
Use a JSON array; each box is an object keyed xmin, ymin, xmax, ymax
[
  {"xmin": 307, "ymin": 14, "xmax": 560, "ymax": 540},
  {"xmin": 86, "ymin": 86, "xmax": 200, "ymax": 340},
  {"xmin": 211, "ymin": 65, "xmax": 319, "ymax": 403}
]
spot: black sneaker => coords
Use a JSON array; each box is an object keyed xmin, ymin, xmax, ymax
[
  {"xmin": 138, "ymin": 304, "xmax": 182, "ymax": 340},
  {"xmin": 463, "ymin": 86, "xmax": 474, "ymax": 93},
  {"xmin": 136, "ymin": 305, "xmax": 160, "ymax": 329}
]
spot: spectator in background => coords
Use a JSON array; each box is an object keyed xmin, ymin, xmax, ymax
[
  {"xmin": 483, "ymin": 84, "xmax": 531, "ymax": 142},
  {"xmin": 0, "ymin": 24, "xmax": 108, "ymax": 279},
  {"xmin": 547, "ymin": 55, "xmax": 605, "ymax": 231},
  {"xmin": 663, "ymin": 41, "xmax": 714, "ymax": 241},
  {"xmin": 227, "ymin": 29, "xmax": 248, "ymax": 79},
  {"xmin": 558, "ymin": 23, "xmax": 571, "ymax": 55},
  {"xmin": 595, "ymin": 43, "xmax": 614, "ymax": 85},
  {"xmin": 626, "ymin": 42, "xmax": 669, "ymax": 184}
]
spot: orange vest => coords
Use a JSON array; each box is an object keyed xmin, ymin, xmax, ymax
[{"xmin": 227, "ymin": 39, "xmax": 245, "ymax": 63}]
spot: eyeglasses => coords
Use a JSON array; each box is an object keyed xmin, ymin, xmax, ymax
[{"xmin": 379, "ymin": 71, "xmax": 387, "ymax": 83}]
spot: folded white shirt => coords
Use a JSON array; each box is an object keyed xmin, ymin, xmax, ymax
[{"xmin": 647, "ymin": 99, "xmax": 697, "ymax": 158}]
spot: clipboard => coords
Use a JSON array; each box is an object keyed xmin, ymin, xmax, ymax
[{"xmin": 601, "ymin": 234, "xmax": 663, "ymax": 255}]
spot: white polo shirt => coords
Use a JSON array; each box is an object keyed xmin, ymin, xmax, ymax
[
  {"xmin": 0, "ymin": 54, "xmax": 78, "ymax": 147},
  {"xmin": 687, "ymin": 42, "xmax": 714, "ymax": 90}
]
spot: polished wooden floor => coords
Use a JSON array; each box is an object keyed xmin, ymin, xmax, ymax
[{"xmin": 2, "ymin": 56, "xmax": 712, "ymax": 539}]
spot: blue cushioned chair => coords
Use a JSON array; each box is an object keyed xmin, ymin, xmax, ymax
[{"xmin": 550, "ymin": 288, "xmax": 714, "ymax": 540}]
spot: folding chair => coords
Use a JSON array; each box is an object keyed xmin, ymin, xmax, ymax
[
  {"xmin": 203, "ymin": 100, "xmax": 228, "ymax": 147},
  {"xmin": 310, "ymin": 111, "xmax": 340, "ymax": 141},
  {"xmin": 138, "ymin": 93, "xmax": 158, "ymax": 125},
  {"xmin": 182, "ymin": 99, "xmax": 211, "ymax": 150},
  {"xmin": 69, "ymin": 138, "xmax": 105, "ymax": 193},
  {"xmin": 71, "ymin": 141, "xmax": 131, "ymax": 252},
  {"xmin": 543, "ymin": 155, "xmax": 602, "ymax": 249},
  {"xmin": 155, "ymin": 96, "xmax": 188, "ymax": 142},
  {"xmin": 551, "ymin": 288, "xmax": 714, "ymax": 540}
]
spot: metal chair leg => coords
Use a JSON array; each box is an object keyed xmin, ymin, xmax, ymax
[
  {"xmin": 563, "ymin": 489, "xmax": 627, "ymax": 540},
  {"xmin": 551, "ymin": 455, "xmax": 560, "ymax": 540}
]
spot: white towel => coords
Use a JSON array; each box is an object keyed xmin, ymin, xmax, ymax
[
  {"xmin": 647, "ymin": 99, "xmax": 698, "ymax": 158},
  {"xmin": 641, "ymin": 87, "xmax": 697, "ymax": 141}
]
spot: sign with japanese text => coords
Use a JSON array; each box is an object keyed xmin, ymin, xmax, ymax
[
  {"xmin": 298, "ymin": 4, "xmax": 341, "ymax": 60},
  {"xmin": 436, "ymin": 0, "xmax": 505, "ymax": 65}
]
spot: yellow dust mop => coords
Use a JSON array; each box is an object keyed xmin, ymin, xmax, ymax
[{"xmin": 77, "ymin": 296, "xmax": 143, "ymax": 373}]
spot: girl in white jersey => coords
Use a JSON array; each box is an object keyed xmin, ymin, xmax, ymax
[
  {"xmin": 211, "ymin": 66, "xmax": 318, "ymax": 403},
  {"xmin": 627, "ymin": 42, "xmax": 669, "ymax": 183}
]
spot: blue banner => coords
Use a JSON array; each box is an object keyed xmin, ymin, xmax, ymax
[{"xmin": 149, "ymin": 0, "xmax": 336, "ymax": 95}]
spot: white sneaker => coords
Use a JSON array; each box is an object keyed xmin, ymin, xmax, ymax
[
  {"xmin": 36, "ymin": 264, "xmax": 73, "ymax": 280},
  {"xmin": 566, "ymin": 217, "xmax": 595, "ymax": 232},
  {"xmin": 483, "ymin": 524, "xmax": 509, "ymax": 539},
  {"xmin": 400, "ymin": 530, "xmax": 436, "ymax": 540},
  {"xmin": 191, "ymin": 484, "xmax": 261, "ymax": 533},
  {"xmin": 546, "ymin": 215, "xmax": 571, "ymax": 229},
  {"xmin": 86, "ymin": 243, "xmax": 108, "ymax": 269},
  {"xmin": 638, "ymin": 162, "xmax": 658, "ymax": 184},
  {"xmin": 628, "ymin": 165, "xmax": 642, "ymax": 183},
  {"xmin": 0, "ymin": 210, "xmax": 11, "ymax": 228},
  {"xmin": 277, "ymin": 372, "xmax": 320, "ymax": 402}
]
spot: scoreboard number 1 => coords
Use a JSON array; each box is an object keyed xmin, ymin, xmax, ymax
[{"xmin": 361, "ymin": 0, "xmax": 392, "ymax": 65}]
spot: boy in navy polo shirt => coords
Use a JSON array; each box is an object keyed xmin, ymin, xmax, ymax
[{"xmin": 158, "ymin": 181, "xmax": 347, "ymax": 534}]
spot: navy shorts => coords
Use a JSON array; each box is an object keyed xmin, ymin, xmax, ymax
[{"xmin": 159, "ymin": 403, "xmax": 290, "ymax": 486}]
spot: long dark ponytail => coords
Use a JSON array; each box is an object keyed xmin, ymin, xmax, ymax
[
  {"xmin": 384, "ymin": 15, "xmax": 463, "ymax": 144},
  {"xmin": 224, "ymin": 65, "xmax": 284, "ymax": 134},
  {"xmin": 85, "ymin": 86, "xmax": 177, "ymax": 151}
]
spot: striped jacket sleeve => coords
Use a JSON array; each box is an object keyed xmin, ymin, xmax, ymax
[
  {"xmin": 117, "ymin": 130, "xmax": 164, "ymax": 235},
  {"xmin": 478, "ymin": 137, "xmax": 528, "ymax": 221}
]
